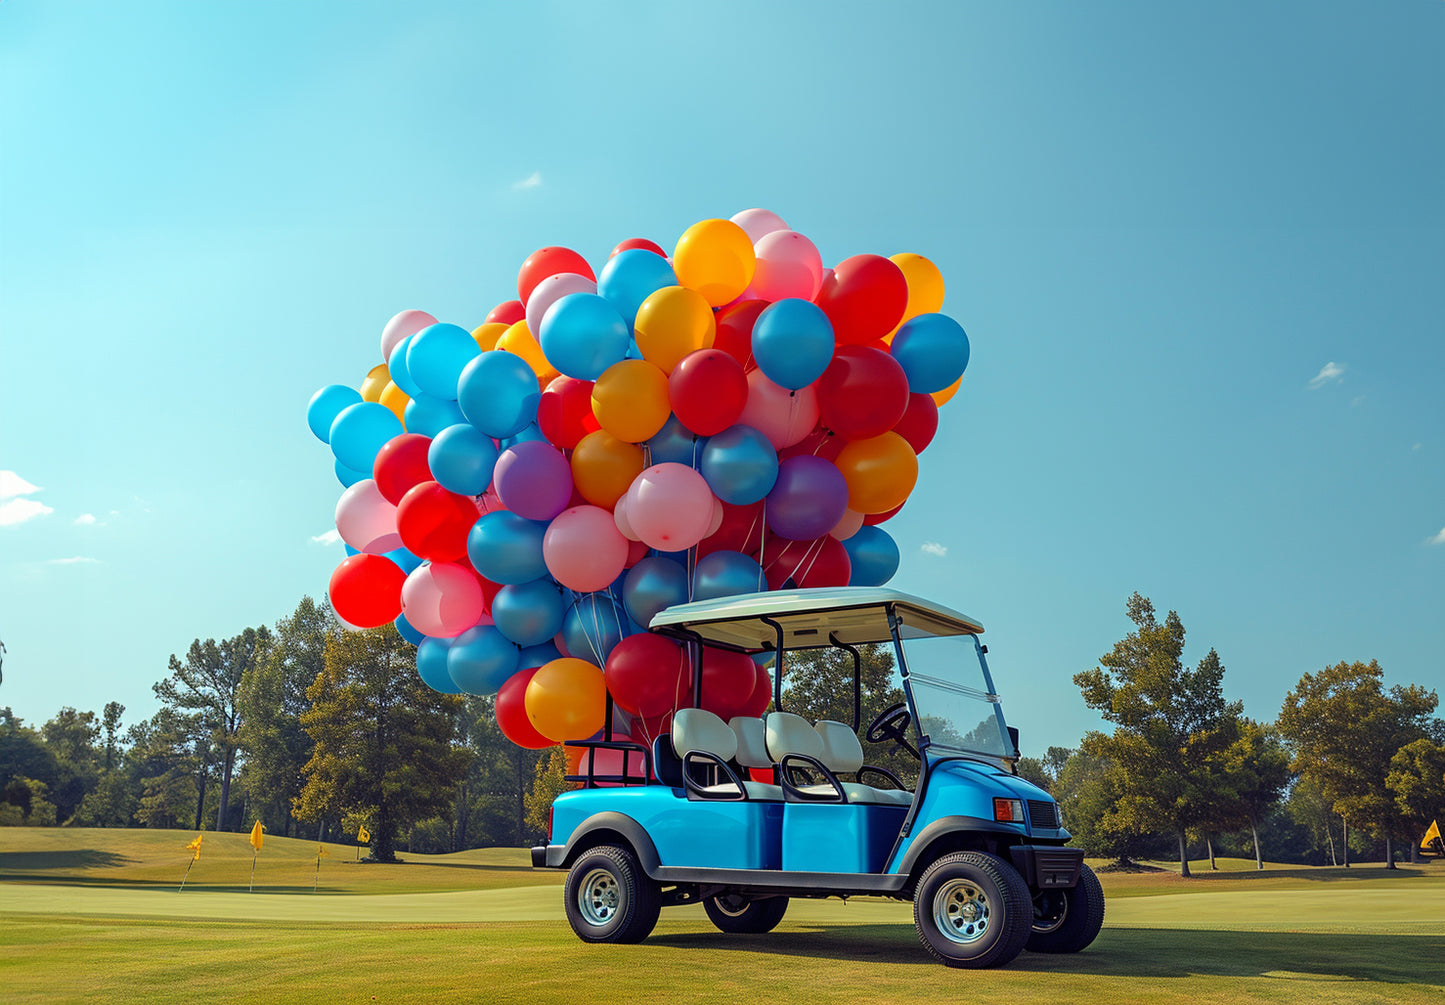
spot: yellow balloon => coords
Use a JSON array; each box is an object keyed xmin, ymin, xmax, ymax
[
  {"xmin": 633, "ymin": 286, "xmax": 716, "ymax": 374},
  {"xmin": 378, "ymin": 381, "xmax": 410, "ymax": 423},
  {"xmin": 835, "ymin": 432, "xmax": 918, "ymax": 514},
  {"xmin": 932, "ymin": 375, "xmax": 962, "ymax": 407},
  {"xmin": 496, "ymin": 320, "xmax": 560, "ymax": 385},
  {"xmin": 359, "ymin": 364, "xmax": 390, "ymax": 403},
  {"xmin": 592, "ymin": 359, "xmax": 670, "ymax": 443},
  {"xmin": 571, "ymin": 430, "xmax": 646, "ymax": 509},
  {"xmin": 471, "ymin": 322, "xmax": 508, "ymax": 352},
  {"xmin": 672, "ymin": 218, "xmax": 756, "ymax": 307},
  {"xmin": 887, "ymin": 252, "xmax": 946, "ymax": 337},
  {"xmin": 525, "ymin": 658, "xmax": 607, "ymax": 742}
]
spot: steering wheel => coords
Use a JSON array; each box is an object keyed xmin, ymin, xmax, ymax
[{"xmin": 865, "ymin": 702, "xmax": 919, "ymax": 759}]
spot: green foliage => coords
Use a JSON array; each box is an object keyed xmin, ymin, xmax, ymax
[
  {"xmin": 0, "ymin": 709, "xmax": 59, "ymax": 797},
  {"xmin": 524, "ymin": 746, "xmax": 571, "ymax": 837},
  {"xmin": 450, "ymin": 696, "xmax": 546, "ymax": 849},
  {"xmin": 1053, "ymin": 747, "xmax": 1162, "ymax": 863},
  {"xmin": 1204, "ymin": 719, "xmax": 1292, "ymax": 867},
  {"xmin": 40, "ymin": 707, "xmax": 101, "ymax": 824},
  {"xmin": 1, "ymin": 776, "xmax": 58, "ymax": 826},
  {"xmin": 1386, "ymin": 738, "xmax": 1445, "ymax": 842}
]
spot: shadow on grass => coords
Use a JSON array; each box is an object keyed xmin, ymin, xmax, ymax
[
  {"xmin": 0, "ymin": 849, "xmax": 132, "ymax": 871},
  {"xmin": 1172, "ymin": 865, "xmax": 1437, "ymax": 885},
  {"xmin": 649, "ymin": 926, "xmax": 1444, "ymax": 985}
]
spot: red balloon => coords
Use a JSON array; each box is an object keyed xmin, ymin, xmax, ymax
[
  {"xmin": 739, "ymin": 662, "xmax": 773, "ymax": 718},
  {"xmin": 813, "ymin": 254, "xmax": 908, "ymax": 345},
  {"xmin": 605, "ymin": 634, "xmax": 693, "ymax": 718},
  {"xmin": 610, "ymin": 238, "xmax": 667, "ymax": 259},
  {"xmin": 713, "ymin": 300, "xmax": 767, "ymax": 369},
  {"xmin": 893, "ymin": 392, "xmax": 939, "ymax": 453},
  {"xmin": 759, "ymin": 534, "xmax": 852, "ymax": 591},
  {"xmin": 698, "ymin": 647, "xmax": 761, "ymax": 720},
  {"xmin": 372, "ymin": 433, "xmax": 434, "ymax": 506},
  {"xmin": 396, "ymin": 481, "xmax": 479, "ymax": 562},
  {"xmin": 669, "ymin": 349, "xmax": 748, "ymax": 436},
  {"xmin": 328, "ymin": 554, "xmax": 406, "ymax": 628},
  {"xmin": 630, "ymin": 711, "xmax": 675, "ymax": 749},
  {"xmin": 496, "ymin": 667, "xmax": 554, "ymax": 749},
  {"xmin": 777, "ymin": 425, "xmax": 846, "ymax": 463},
  {"xmin": 517, "ymin": 246, "xmax": 596, "ymax": 305},
  {"xmin": 537, "ymin": 376, "xmax": 596, "ymax": 449},
  {"xmin": 816, "ymin": 346, "xmax": 911, "ymax": 440},
  {"xmin": 696, "ymin": 500, "xmax": 765, "ymax": 559},
  {"xmin": 864, "ymin": 500, "xmax": 905, "ymax": 525},
  {"xmin": 624, "ymin": 538, "xmax": 651, "ymax": 568},
  {"xmin": 486, "ymin": 300, "xmax": 526, "ymax": 326}
]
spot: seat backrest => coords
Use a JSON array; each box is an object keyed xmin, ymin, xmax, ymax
[
  {"xmin": 673, "ymin": 708, "xmax": 738, "ymax": 761},
  {"xmin": 729, "ymin": 716, "xmax": 771, "ymax": 769},
  {"xmin": 651, "ymin": 734, "xmax": 684, "ymax": 788},
  {"xmin": 814, "ymin": 719, "xmax": 865, "ymax": 774},
  {"xmin": 765, "ymin": 711, "xmax": 824, "ymax": 763}
]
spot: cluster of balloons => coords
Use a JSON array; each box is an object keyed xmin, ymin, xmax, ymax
[{"xmin": 306, "ymin": 208, "xmax": 969, "ymax": 754}]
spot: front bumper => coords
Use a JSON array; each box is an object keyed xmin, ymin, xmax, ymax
[
  {"xmin": 1009, "ymin": 844, "xmax": 1083, "ymax": 890},
  {"xmin": 530, "ymin": 844, "xmax": 548, "ymax": 868}
]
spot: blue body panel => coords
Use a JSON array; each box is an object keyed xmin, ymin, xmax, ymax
[
  {"xmin": 885, "ymin": 757, "xmax": 1047, "ymax": 873},
  {"xmin": 782, "ymin": 803, "xmax": 908, "ymax": 873}
]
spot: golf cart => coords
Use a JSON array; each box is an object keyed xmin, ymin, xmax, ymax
[{"xmin": 530, "ymin": 587, "xmax": 1103, "ymax": 968}]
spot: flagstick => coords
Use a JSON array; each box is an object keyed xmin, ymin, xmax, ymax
[
  {"xmin": 314, "ymin": 851, "xmax": 321, "ymax": 893},
  {"xmin": 249, "ymin": 848, "xmax": 258, "ymax": 893},
  {"xmin": 179, "ymin": 856, "xmax": 196, "ymax": 892}
]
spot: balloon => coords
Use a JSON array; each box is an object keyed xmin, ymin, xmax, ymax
[
  {"xmin": 612, "ymin": 493, "xmax": 640, "ymax": 541},
  {"xmin": 570, "ymin": 431, "xmax": 644, "ymax": 509},
  {"xmin": 737, "ymin": 370, "xmax": 819, "ymax": 449},
  {"xmin": 933, "ymin": 375, "xmax": 962, "ymax": 406},
  {"xmin": 378, "ymin": 381, "xmax": 409, "ymax": 422},
  {"xmin": 387, "ymin": 335, "xmax": 423, "ymax": 398},
  {"xmin": 328, "ymin": 554, "xmax": 406, "ymax": 628},
  {"xmin": 490, "ymin": 578, "xmax": 565, "ymax": 648},
  {"xmin": 544, "ymin": 505, "xmax": 629, "ymax": 592},
  {"xmin": 646, "ymin": 414, "xmax": 707, "ymax": 467},
  {"xmin": 843, "ymin": 525, "xmax": 900, "ymax": 587},
  {"xmin": 697, "ymin": 500, "xmax": 766, "ymax": 558},
  {"xmin": 526, "ymin": 273, "xmax": 599, "ymax": 343},
  {"xmin": 406, "ymin": 323, "xmax": 480, "ymax": 400},
  {"xmin": 764, "ymin": 455, "xmax": 849, "ymax": 541},
  {"xmin": 893, "ymin": 392, "xmax": 939, "ymax": 453},
  {"xmin": 777, "ymin": 425, "xmax": 846, "ymax": 464},
  {"xmin": 889, "ymin": 313, "xmax": 971, "ymax": 393},
  {"xmin": 471, "ymin": 322, "xmax": 507, "ymax": 352},
  {"xmin": 401, "ymin": 561, "xmax": 487, "ymax": 638},
  {"xmin": 604, "ymin": 634, "xmax": 692, "ymax": 717},
  {"xmin": 447, "ymin": 623, "xmax": 520, "ymax": 695},
  {"xmin": 486, "ymin": 300, "xmax": 526, "ymax": 326},
  {"xmin": 751, "ymin": 298, "xmax": 834, "ymax": 389},
  {"xmin": 495, "ymin": 666, "xmax": 554, "ymax": 748},
  {"xmin": 739, "ymin": 662, "xmax": 773, "ymax": 718},
  {"xmin": 597, "ymin": 248, "xmax": 678, "ymax": 327},
  {"xmin": 500, "ymin": 421, "xmax": 548, "ymax": 449},
  {"xmin": 712, "ymin": 300, "xmax": 764, "ymax": 369},
  {"xmin": 562, "ymin": 593, "xmax": 629, "ymax": 665},
  {"xmin": 335, "ymin": 459, "xmax": 369, "ymax": 488},
  {"xmin": 517, "ymin": 247, "xmax": 595, "ymax": 305},
  {"xmin": 537, "ymin": 375, "xmax": 597, "ymax": 449},
  {"xmin": 427, "ymin": 423, "xmax": 499, "ymax": 497},
  {"xmin": 760, "ymin": 534, "xmax": 852, "ymax": 591},
  {"xmin": 888, "ymin": 252, "xmax": 946, "ymax": 334},
  {"xmin": 467, "ymin": 510, "xmax": 548, "ymax": 584},
  {"xmin": 816, "ymin": 346, "xmax": 911, "ymax": 440},
  {"xmin": 395, "ymin": 612, "xmax": 426, "ymax": 646},
  {"xmin": 335, "ymin": 479, "xmax": 402, "ymax": 554},
  {"xmin": 692, "ymin": 550, "xmax": 765, "ymax": 602},
  {"xmin": 383, "ymin": 547, "xmax": 422, "ymax": 575},
  {"xmin": 457, "ymin": 348, "xmax": 542, "ymax": 438},
  {"xmin": 698, "ymin": 647, "xmax": 760, "ymax": 720},
  {"xmin": 525, "ymin": 657, "xmax": 607, "ymax": 742},
  {"xmin": 829, "ymin": 508, "xmax": 865, "ymax": 541},
  {"xmin": 519, "ymin": 641, "xmax": 562, "ymax": 670},
  {"xmin": 330, "ymin": 402, "xmax": 405, "ymax": 474},
  {"xmin": 668, "ymin": 349, "xmax": 747, "ymax": 436},
  {"xmin": 495, "ymin": 320, "xmax": 559, "ymax": 384},
  {"xmin": 814, "ymin": 254, "xmax": 908, "ymax": 345},
  {"xmin": 308, "ymin": 384, "xmax": 363, "ymax": 443},
  {"xmin": 492, "ymin": 440, "xmax": 573, "ymax": 521},
  {"xmin": 416, "ymin": 636, "xmax": 462, "ymax": 694},
  {"xmin": 538, "ymin": 292, "xmax": 630, "ymax": 380},
  {"xmin": 626, "ymin": 463, "xmax": 716, "ymax": 552},
  {"xmin": 396, "ymin": 481, "xmax": 479, "ymax": 562},
  {"xmin": 633, "ymin": 286, "xmax": 716, "ymax": 374},
  {"xmin": 372, "ymin": 432, "xmax": 434, "ymax": 505},
  {"xmin": 699, "ymin": 424, "xmax": 778, "ymax": 505},
  {"xmin": 381, "ymin": 309, "xmax": 437, "ymax": 362},
  {"xmin": 672, "ymin": 219, "xmax": 756, "ymax": 307},
  {"xmin": 610, "ymin": 237, "xmax": 667, "ymax": 259},
  {"xmin": 402, "ymin": 394, "xmax": 466, "ymax": 437},
  {"xmin": 359, "ymin": 364, "xmax": 390, "ymax": 403},
  {"xmin": 834, "ymin": 432, "xmax": 918, "ymax": 514},
  {"xmin": 750, "ymin": 231, "xmax": 824, "ymax": 302},
  {"xmin": 864, "ymin": 500, "xmax": 905, "ymax": 525},
  {"xmin": 729, "ymin": 208, "xmax": 789, "ymax": 243},
  {"xmin": 592, "ymin": 359, "xmax": 670, "ymax": 443},
  {"xmin": 622, "ymin": 556, "xmax": 690, "ymax": 629}
]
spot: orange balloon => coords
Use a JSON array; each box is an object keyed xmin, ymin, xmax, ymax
[
  {"xmin": 359, "ymin": 364, "xmax": 391, "ymax": 403},
  {"xmin": 571, "ymin": 430, "xmax": 646, "ymax": 509},
  {"xmin": 496, "ymin": 320, "xmax": 560, "ymax": 385},
  {"xmin": 888, "ymin": 253, "xmax": 946, "ymax": 338},
  {"xmin": 471, "ymin": 322, "xmax": 508, "ymax": 352},
  {"xmin": 835, "ymin": 432, "xmax": 918, "ymax": 514},
  {"xmin": 633, "ymin": 286, "xmax": 716, "ymax": 373},
  {"xmin": 525, "ymin": 658, "xmax": 607, "ymax": 742},
  {"xmin": 932, "ymin": 376, "xmax": 962, "ymax": 406},
  {"xmin": 378, "ymin": 381, "xmax": 410, "ymax": 423},
  {"xmin": 564, "ymin": 745, "xmax": 585, "ymax": 775},
  {"xmin": 592, "ymin": 359, "xmax": 670, "ymax": 443},
  {"xmin": 672, "ymin": 219, "xmax": 756, "ymax": 307}
]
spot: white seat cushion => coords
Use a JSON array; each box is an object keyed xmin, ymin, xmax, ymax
[
  {"xmin": 766, "ymin": 711, "xmax": 824, "ymax": 762},
  {"xmin": 673, "ymin": 708, "xmax": 737, "ymax": 761},
  {"xmin": 814, "ymin": 720, "xmax": 864, "ymax": 773},
  {"xmin": 729, "ymin": 716, "xmax": 772, "ymax": 769},
  {"xmin": 799, "ymin": 781, "xmax": 913, "ymax": 805},
  {"xmin": 700, "ymin": 780, "xmax": 784, "ymax": 800}
]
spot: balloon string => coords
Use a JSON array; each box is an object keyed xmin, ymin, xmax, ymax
[
  {"xmin": 757, "ymin": 504, "xmax": 768, "ymax": 591},
  {"xmin": 795, "ymin": 537, "xmax": 826, "ymax": 585}
]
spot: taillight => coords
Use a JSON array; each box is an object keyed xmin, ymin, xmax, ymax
[
  {"xmin": 993, "ymin": 797, "xmax": 1024, "ymax": 823},
  {"xmin": 548, "ymin": 806, "xmax": 554, "ymax": 838}
]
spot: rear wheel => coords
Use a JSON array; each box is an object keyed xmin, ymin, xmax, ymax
[
  {"xmin": 1026, "ymin": 862, "xmax": 1105, "ymax": 953},
  {"xmin": 912, "ymin": 851, "xmax": 1032, "ymax": 968},
  {"xmin": 564, "ymin": 845, "xmax": 661, "ymax": 944},
  {"xmin": 704, "ymin": 894, "xmax": 789, "ymax": 934}
]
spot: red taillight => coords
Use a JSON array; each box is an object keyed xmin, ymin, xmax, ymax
[
  {"xmin": 994, "ymin": 797, "xmax": 1023, "ymax": 822},
  {"xmin": 548, "ymin": 806, "xmax": 554, "ymax": 838}
]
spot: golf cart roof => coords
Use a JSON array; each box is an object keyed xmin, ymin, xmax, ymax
[{"xmin": 648, "ymin": 587, "xmax": 983, "ymax": 652}]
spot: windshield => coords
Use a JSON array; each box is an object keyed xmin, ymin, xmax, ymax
[{"xmin": 898, "ymin": 633, "xmax": 1012, "ymax": 758}]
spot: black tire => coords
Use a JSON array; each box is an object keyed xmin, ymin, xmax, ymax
[
  {"xmin": 1026, "ymin": 861, "xmax": 1105, "ymax": 953},
  {"xmin": 703, "ymin": 894, "xmax": 789, "ymax": 934},
  {"xmin": 563, "ymin": 845, "xmax": 661, "ymax": 944},
  {"xmin": 912, "ymin": 851, "xmax": 1033, "ymax": 968}
]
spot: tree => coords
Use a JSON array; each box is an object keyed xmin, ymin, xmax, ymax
[
  {"xmin": 101, "ymin": 702, "xmax": 125, "ymax": 772},
  {"xmin": 296, "ymin": 625, "xmax": 469, "ymax": 863},
  {"xmin": 449, "ymin": 696, "xmax": 546, "ymax": 849},
  {"xmin": 1017, "ymin": 746, "xmax": 1074, "ymax": 794},
  {"xmin": 1073, "ymin": 593, "xmax": 1242, "ymax": 876},
  {"xmin": 126, "ymin": 708, "xmax": 204, "ymax": 830},
  {"xmin": 1208, "ymin": 719, "xmax": 1291, "ymax": 869},
  {"xmin": 1386, "ymin": 739, "xmax": 1445, "ymax": 863},
  {"xmin": 0, "ymin": 709, "xmax": 58, "ymax": 798},
  {"xmin": 40, "ymin": 707, "xmax": 101, "ymax": 824},
  {"xmin": 524, "ymin": 746, "xmax": 571, "ymax": 837},
  {"xmin": 1052, "ymin": 748, "xmax": 1157, "ymax": 865}
]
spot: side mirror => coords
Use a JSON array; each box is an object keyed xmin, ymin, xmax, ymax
[{"xmin": 1007, "ymin": 726, "xmax": 1020, "ymax": 758}]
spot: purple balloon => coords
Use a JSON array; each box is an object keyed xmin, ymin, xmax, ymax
[
  {"xmin": 492, "ymin": 441, "xmax": 573, "ymax": 521},
  {"xmin": 764, "ymin": 455, "xmax": 849, "ymax": 541}
]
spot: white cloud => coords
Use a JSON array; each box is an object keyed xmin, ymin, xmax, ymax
[
  {"xmin": 921, "ymin": 541, "xmax": 948, "ymax": 557},
  {"xmin": 0, "ymin": 497, "xmax": 54, "ymax": 527},
  {"xmin": 1308, "ymin": 361, "xmax": 1346, "ymax": 389},
  {"xmin": 1413, "ymin": 443, "xmax": 1422, "ymax": 451},
  {"xmin": 0, "ymin": 470, "xmax": 41, "ymax": 499},
  {"xmin": 47, "ymin": 556, "xmax": 100, "ymax": 565},
  {"xmin": 311, "ymin": 529, "xmax": 342, "ymax": 546},
  {"xmin": 1428, "ymin": 527, "xmax": 1445, "ymax": 547},
  {"xmin": 511, "ymin": 171, "xmax": 543, "ymax": 191},
  {"xmin": 74, "ymin": 513, "xmax": 97, "ymax": 526}
]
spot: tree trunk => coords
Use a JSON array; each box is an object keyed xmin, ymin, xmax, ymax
[
  {"xmin": 1409, "ymin": 839, "xmax": 1421, "ymax": 864},
  {"xmin": 1325, "ymin": 818, "xmax": 1337, "ymax": 865},
  {"xmin": 1385, "ymin": 834, "xmax": 1395, "ymax": 869},
  {"xmin": 193, "ymin": 771, "xmax": 208, "ymax": 831},
  {"xmin": 1250, "ymin": 818, "xmax": 1263, "ymax": 870},
  {"xmin": 1342, "ymin": 816, "xmax": 1349, "ymax": 867},
  {"xmin": 1177, "ymin": 829, "xmax": 1191, "ymax": 877},
  {"xmin": 1206, "ymin": 833, "xmax": 1217, "ymax": 870},
  {"xmin": 216, "ymin": 746, "xmax": 235, "ymax": 831}
]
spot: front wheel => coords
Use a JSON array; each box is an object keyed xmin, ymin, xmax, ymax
[
  {"xmin": 563, "ymin": 845, "xmax": 661, "ymax": 944},
  {"xmin": 704, "ymin": 894, "xmax": 789, "ymax": 934},
  {"xmin": 912, "ymin": 851, "xmax": 1032, "ymax": 968},
  {"xmin": 1026, "ymin": 861, "xmax": 1105, "ymax": 953}
]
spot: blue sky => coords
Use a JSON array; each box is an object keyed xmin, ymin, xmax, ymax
[{"xmin": 1, "ymin": 0, "xmax": 1441, "ymax": 753}]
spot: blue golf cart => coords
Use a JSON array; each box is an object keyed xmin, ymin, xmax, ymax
[{"xmin": 530, "ymin": 587, "xmax": 1103, "ymax": 968}]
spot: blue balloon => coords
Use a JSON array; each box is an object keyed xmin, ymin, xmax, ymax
[
  {"xmin": 344, "ymin": 544, "xmax": 360, "ymax": 557},
  {"xmin": 383, "ymin": 547, "xmax": 423, "ymax": 575},
  {"xmin": 406, "ymin": 323, "xmax": 479, "ymax": 400},
  {"xmin": 500, "ymin": 421, "xmax": 549, "ymax": 449},
  {"xmin": 457, "ymin": 350, "xmax": 542, "ymax": 438},
  {"xmin": 429, "ymin": 423, "xmax": 499, "ymax": 496},
  {"xmin": 692, "ymin": 550, "xmax": 765, "ymax": 602},
  {"xmin": 387, "ymin": 335, "xmax": 423, "ymax": 398},
  {"xmin": 447, "ymin": 624, "xmax": 520, "ymax": 695},
  {"xmin": 563, "ymin": 592, "xmax": 628, "ymax": 664},
  {"xmin": 622, "ymin": 556, "xmax": 690, "ymax": 630},
  {"xmin": 518, "ymin": 641, "xmax": 562, "ymax": 670},
  {"xmin": 307, "ymin": 384, "xmax": 363, "ymax": 443},
  {"xmin": 890, "ymin": 313, "xmax": 970, "ymax": 394},
  {"xmin": 843, "ymin": 525, "xmax": 900, "ymax": 587},
  {"xmin": 467, "ymin": 510, "xmax": 548, "ymax": 584},
  {"xmin": 329, "ymin": 402, "xmax": 404, "ymax": 476},
  {"xmin": 417, "ymin": 637, "xmax": 462, "ymax": 694},
  {"xmin": 491, "ymin": 579, "xmax": 566, "ymax": 647},
  {"xmin": 647, "ymin": 414, "xmax": 708, "ymax": 467},
  {"xmin": 538, "ymin": 293, "xmax": 631, "ymax": 380},
  {"xmin": 699, "ymin": 424, "xmax": 779, "ymax": 505},
  {"xmin": 404, "ymin": 394, "xmax": 467, "ymax": 438},
  {"xmin": 596, "ymin": 249, "xmax": 678, "ymax": 328},
  {"xmin": 335, "ymin": 459, "xmax": 369, "ymax": 488},
  {"xmin": 751, "ymin": 299, "xmax": 835, "ymax": 390},
  {"xmin": 395, "ymin": 613, "xmax": 426, "ymax": 646}
]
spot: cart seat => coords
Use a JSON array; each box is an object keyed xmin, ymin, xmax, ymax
[
  {"xmin": 673, "ymin": 708, "xmax": 780, "ymax": 800},
  {"xmin": 813, "ymin": 720, "xmax": 914, "ymax": 807}
]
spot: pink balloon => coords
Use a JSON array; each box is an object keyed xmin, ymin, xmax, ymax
[
  {"xmin": 706, "ymin": 496, "xmax": 725, "ymax": 537},
  {"xmin": 829, "ymin": 508, "xmax": 865, "ymax": 541},
  {"xmin": 751, "ymin": 231, "xmax": 824, "ymax": 302},
  {"xmin": 544, "ymin": 505, "xmax": 629, "ymax": 592},
  {"xmin": 730, "ymin": 208, "xmax": 790, "ymax": 244},
  {"xmin": 401, "ymin": 562, "xmax": 486, "ymax": 638},
  {"xmin": 380, "ymin": 309, "xmax": 437, "ymax": 361},
  {"xmin": 526, "ymin": 272, "xmax": 599, "ymax": 342},
  {"xmin": 738, "ymin": 370, "xmax": 820, "ymax": 449},
  {"xmin": 334, "ymin": 479, "xmax": 403, "ymax": 554},
  {"xmin": 613, "ymin": 493, "xmax": 641, "ymax": 541},
  {"xmin": 626, "ymin": 463, "xmax": 716, "ymax": 552}
]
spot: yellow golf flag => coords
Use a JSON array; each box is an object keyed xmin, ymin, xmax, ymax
[
  {"xmin": 317, "ymin": 844, "xmax": 330, "ymax": 857},
  {"xmin": 250, "ymin": 821, "xmax": 265, "ymax": 851},
  {"xmin": 186, "ymin": 834, "xmax": 203, "ymax": 861},
  {"xmin": 1423, "ymin": 819, "xmax": 1441, "ymax": 852},
  {"xmin": 358, "ymin": 824, "xmax": 370, "ymax": 844}
]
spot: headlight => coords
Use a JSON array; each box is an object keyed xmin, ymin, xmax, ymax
[{"xmin": 993, "ymin": 797, "xmax": 1024, "ymax": 823}]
